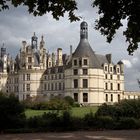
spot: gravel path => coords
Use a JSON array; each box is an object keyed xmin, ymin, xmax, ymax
[{"xmin": 1, "ymin": 130, "xmax": 140, "ymax": 140}]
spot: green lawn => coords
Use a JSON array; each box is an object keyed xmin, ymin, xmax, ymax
[{"xmin": 25, "ymin": 106, "xmax": 98, "ymax": 118}]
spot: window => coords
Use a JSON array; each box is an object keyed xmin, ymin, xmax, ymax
[
  {"xmin": 117, "ymin": 68, "xmax": 120, "ymax": 73},
  {"xmin": 28, "ymin": 65, "xmax": 32, "ymax": 69},
  {"xmin": 106, "ymin": 94, "xmax": 108, "ymax": 102},
  {"xmin": 111, "ymin": 83, "xmax": 113, "ymax": 90},
  {"xmin": 74, "ymin": 79, "xmax": 78, "ymax": 88},
  {"xmin": 74, "ymin": 93, "xmax": 78, "ymax": 102},
  {"xmin": 105, "ymin": 83, "xmax": 108, "ymax": 90},
  {"xmin": 110, "ymin": 75, "xmax": 113, "ymax": 80},
  {"xmin": 118, "ymin": 94, "xmax": 120, "ymax": 102},
  {"xmin": 110, "ymin": 67, "xmax": 113, "ymax": 72},
  {"xmin": 28, "ymin": 57, "xmax": 32, "ymax": 63},
  {"xmin": 105, "ymin": 66, "xmax": 108, "ymax": 71},
  {"xmin": 59, "ymin": 74, "xmax": 61, "ymax": 79},
  {"xmin": 59, "ymin": 83, "xmax": 61, "ymax": 90},
  {"xmin": 73, "ymin": 69, "xmax": 78, "ymax": 75},
  {"xmin": 26, "ymin": 84, "xmax": 30, "ymax": 91},
  {"xmin": 83, "ymin": 79, "xmax": 88, "ymax": 88},
  {"xmin": 83, "ymin": 59, "xmax": 88, "ymax": 65},
  {"xmin": 27, "ymin": 74, "xmax": 30, "ymax": 81},
  {"xmin": 83, "ymin": 69, "xmax": 88, "ymax": 75},
  {"xmin": 118, "ymin": 83, "xmax": 120, "ymax": 90},
  {"xmin": 74, "ymin": 59, "xmax": 77, "ymax": 66},
  {"xmin": 79, "ymin": 59, "xmax": 82, "ymax": 66},
  {"xmin": 111, "ymin": 94, "xmax": 113, "ymax": 102},
  {"xmin": 83, "ymin": 93, "xmax": 88, "ymax": 102},
  {"xmin": 55, "ymin": 83, "xmax": 57, "ymax": 90},
  {"xmin": 105, "ymin": 74, "xmax": 107, "ymax": 79}
]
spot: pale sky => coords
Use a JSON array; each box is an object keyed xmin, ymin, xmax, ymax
[{"xmin": 0, "ymin": 0, "xmax": 140, "ymax": 91}]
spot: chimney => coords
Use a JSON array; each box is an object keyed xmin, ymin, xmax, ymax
[
  {"xmin": 57, "ymin": 48, "xmax": 63, "ymax": 66},
  {"xmin": 106, "ymin": 54, "xmax": 112, "ymax": 63},
  {"xmin": 70, "ymin": 45, "xmax": 72, "ymax": 56}
]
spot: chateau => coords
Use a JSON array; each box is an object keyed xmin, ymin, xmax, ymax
[{"xmin": 0, "ymin": 21, "xmax": 139, "ymax": 105}]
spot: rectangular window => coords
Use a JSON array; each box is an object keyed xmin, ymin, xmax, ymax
[
  {"xmin": 111, "ymin": 83, "xmax": 113, "ymax": 90},
  {"xmin": 83, "ymin": 93, "xmax": 88, "ymax": 102},
  {"xmin": 74, "ymin": 59, "xmax": 77, "ymax": 66},
  {"xmin": 74, "ymin": 93, "xmax": 78, "ymax": 102},
  {"xmin": 110, "ymin": 75, "xmax": 113, "ymax": 80},
  {"xmin": 118, "ymin": 94, "xmax": 120, "ymax": 102},
  {"xmin": 55, "ymin": 83, "xmax": 57, "ymax": 90},
  {"xmin": 73, "ymin": 69, "xmax": 78, "ymax": 75},
  {"xmin": 83, "ymin": 79, "xmax": 88, "ymax": 88},
  {"xmin": 28, "ymin": 65, "xmax": 32, "ymax": 69},
  {"xmin": 105, "ymin": 66, "xmax": 108, "ymax": 71},
  {"xmin": 118, "ymin": 83, "xmax": 120, "ymax": 90},
  {"xmin": 27, "ymin": 74, "xmax": 30, "ymax": 81},
  {"xmin": 59, "ymin": 74, "xmax": 61, "ymax": 79},
  {"xmin": 105, "ymin": 83, "xmax": 108, "ymax": 90},
  {"xmin": 111, "ymin": 94, "xmax": 113, "ymax": 102},
  {"xmin": 83, "ymin": 59, "xmax": 88, "ymax": 65},
  {"xmin": 74, "ymin": 79, "xmax": 78, "ymax": 88},
  {"xmin": 26, "ymin": 84, "xmax": 30, "ymax": 91},
  {"xmin": 28, "ymin": 57, "xmax": 32, "ymax": 63},
  {"xmin": 117, "ymin": 68, "xmax": 120, "ymax": 73},
  {"xmin": 110, "ymin": 67, "xmax": 113, "ymax": 72},
  {"xmin": 105, "ymin": 74, "xmax": 107, "ymax": 79},
  {"xmin": 106, "ymin": 94, "xmax": 108, "ymax": 102},
  {"xmin": 83, "ymin": 69, "xmax": 88, "ymax": 75},
  {"xmin": 59, "ymin": 83, "xmax": 61, "ymax": 90}
]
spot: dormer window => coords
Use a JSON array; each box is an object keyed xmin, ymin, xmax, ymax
[
  {"xmin": 74, "ymin": 59, "xmax": 77, "ymax": 66},
  {"xmin": 105, "ymin": 66, "xmax": 108, "ymax": 72},
  {"xmin": 117, "ymin": 68, "xmax": 120, "ymax": 73},
  {"xmin": 83, "ymin": 59, "xmax": 88, "ymax": 65}
]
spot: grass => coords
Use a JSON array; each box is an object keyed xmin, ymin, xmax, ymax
[{"xmin": 25, "ymin": 106, "xmax": 98, "ymax": 118}]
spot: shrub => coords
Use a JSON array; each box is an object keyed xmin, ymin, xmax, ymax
[
  {"xmin": 0, "ymin": 93, "xmax": 26, "ymax": 130},
  {"xmin": 116, "ymin": 117, "xmax": 140, "ymax": 129},
  {"xmin": 64, "ymin": 96, "xmax": 74, "ymax": 106}
]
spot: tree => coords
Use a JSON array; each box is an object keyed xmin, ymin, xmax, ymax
[
  {"xmin": 92, "ymin": 0, "xmax": 140, "ymax": 55},
  {"xmin": 0, "ymin": 0, "xmax": 79, "ymax": 22},
  {"xmin": 1, "ymin": 0, "xmax": 140, "ymax": 54},
  {"xmin": 0, "ymin": 93, "xmax": 25, "ymax": 130}
]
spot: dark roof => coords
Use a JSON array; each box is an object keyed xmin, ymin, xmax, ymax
[
  {"xmin": 72, "ymin": 39, "xmax": 101, "ymax": 68},
  {"xmin": 118, "ymin": 60, "xmax": 123, "ymax": 65},
  {"xmin": 81, "ymin": 21, "xmax": 88, "ymax": 26}
]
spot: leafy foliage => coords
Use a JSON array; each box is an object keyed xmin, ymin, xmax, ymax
[
  {"xmin": 93, "ymin": 0, "xmax": 140, "ymax": 55},
  {"xmin": 0, "ymin": 0, "xmax": 79, "ymax": 22},
  {"xmin": 0, "ymin": 93, "xmax": 25, "ymax": 130}
]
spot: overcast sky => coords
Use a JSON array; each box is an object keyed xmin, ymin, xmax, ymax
[{"xmin": 0, "ymin": 0, "xmax": 140, "ymax": 91}]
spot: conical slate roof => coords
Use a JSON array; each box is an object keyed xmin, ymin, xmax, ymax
[{"xmin": 72, "ymin": 39, "xmax": 101, "ymax": 68}]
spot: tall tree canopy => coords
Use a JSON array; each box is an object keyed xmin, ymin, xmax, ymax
[{"xmin": 0, "ymin": 0, "xmax": 140, "ymax": 55}]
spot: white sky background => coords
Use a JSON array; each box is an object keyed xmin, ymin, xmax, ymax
[{"xmin": 0, "ymin": 0, "xmax": 140, "ymax": 91}]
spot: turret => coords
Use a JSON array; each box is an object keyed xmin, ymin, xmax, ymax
[
  {"xmin": 80, "ymin": 21, "xmax": 88, "ymax": 40},
  {"xmin": 40, "ymin": 35, "xmax": 45, "ymax": 49},
  {"xmin": 52, "ymin": 53, "xmax": 56, "ymax": 67},
  {"xmin": 1, "ymin": 44, "xmax": 6, "ymax": 58}
]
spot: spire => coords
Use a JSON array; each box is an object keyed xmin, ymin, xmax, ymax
[{"xmin": 80, "ymin": 21, "xmax": 88, "ymax": 40}]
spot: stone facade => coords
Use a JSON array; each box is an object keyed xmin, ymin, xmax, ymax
[{"xmin": 0, "ymin": 21, "xmax": 139, "ymax": 105}]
